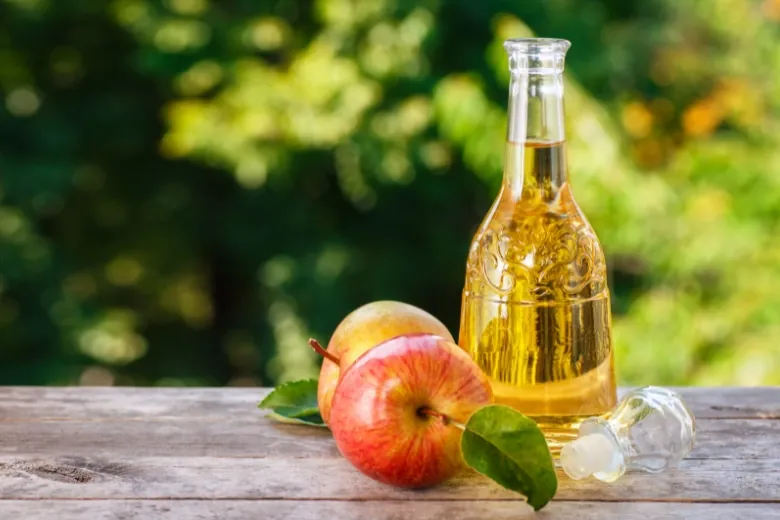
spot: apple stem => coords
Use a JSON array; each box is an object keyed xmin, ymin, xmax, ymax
[
  {"xmin": 417, "ymin": 407, "xmax": 465, "ymax": 431},
  {"xmin": 308, "ymin": 338, "xmax": 341, "ymax": 365}
]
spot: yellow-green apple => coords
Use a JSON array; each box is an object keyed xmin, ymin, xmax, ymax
[
  {"xmin": 312, "ymin": 301, "xmax": 453, "ymax": 425},
  {"xmin": 328, "ymin": 333, "xmax": 493, "ymax": 488}
]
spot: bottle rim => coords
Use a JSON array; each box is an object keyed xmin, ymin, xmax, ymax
[{"xmin": 504, "ymin": 38, "xmax": 571, "ymax": 55}]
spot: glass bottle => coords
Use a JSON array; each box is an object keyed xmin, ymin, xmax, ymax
[
  {"xmin": 458, "ymin": 38, "xmax": 616, "ymax": 452},
  {"xmin": 560, "ymin": 386, "xmax": 696, "ymax": 482}
]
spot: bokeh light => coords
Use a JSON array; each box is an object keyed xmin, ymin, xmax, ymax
[{"xmin": 1, "ymin": 0, "xmax": 778, "ymax": 386}]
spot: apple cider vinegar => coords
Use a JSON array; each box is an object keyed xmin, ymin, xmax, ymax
[{"xmin": 458, "ymin": 39, "xmax": 617, "ymax": 451}]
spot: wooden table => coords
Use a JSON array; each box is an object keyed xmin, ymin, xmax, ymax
[{"xmin": 0, "ymin": 387, "xmax": 777, "ymax": 519}]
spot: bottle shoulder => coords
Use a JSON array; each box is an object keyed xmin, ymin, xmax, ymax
[{"xmin": 465, "ymin": 188, "xmax": 607, "ymax": 301}]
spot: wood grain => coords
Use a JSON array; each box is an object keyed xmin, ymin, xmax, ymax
[
  {"xmin": 0, "ymin": 415, "xmax": 774, "ymax": 459},
  {"xmin": 0, "ymin": 500, "xmax": 778, "ymax": 520},
  {"xmin": 0, "ymin": 456, "xmax": 777, "ymax": 501},
  {"xmin": 0, "ymin": 387, "xmax": 777, "ymax": 520},
  {"xmin": 0, "ymin": 386, "xmax": 777, "ymax": 420}
]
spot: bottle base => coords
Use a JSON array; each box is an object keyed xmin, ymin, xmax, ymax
[
  {"xmin": 485, "ymin": 374, "xmax": 617, "ymax": 457},
  {"xmin": 531, "ymin": 416, "xmax": 588, "ymax": 457}
]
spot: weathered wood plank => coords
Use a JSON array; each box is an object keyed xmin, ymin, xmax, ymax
[
  {"xmin": 0, "ymin": 386, "xmax": 777, "ymax": 518},
  {"xmin": 0, "ymin": 456, "xmax": 777, "ymax": 502},
  {"xmin": 690, "ymin": 418, "xmax": 779, "ymax": 460},
  {"xmin": 0, "ymin": 387, "xmax": 257, "ymax": 420},
  {"xmin": 670, "ymin": 387, "xmax": 780, "ymax": 419},
  {"xmin": 0, "ymin": 418, "xmax": 339, "ymax": 458},
  {"xmin": 0, "ymin": 416, "xmax": 774, "ymax": 459},
  {"xmin": 0, "ymin": 387, "xmax": 777, "ymax": 421},
  {"xmin": 0, "ymin": 500, "xmax": 778, "ymax": 520}
]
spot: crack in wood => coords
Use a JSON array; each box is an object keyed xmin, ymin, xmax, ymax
[
  {"xmin": 0, "ymin": 457, "xmax": 141, "ymax": 485},
  {"xmin": 0, "ymin": 463, "xmax": 93, "ymax": 484},
  {"xmin": 709, "ymin": 405, "xmax": 779, "ymax": 419}
]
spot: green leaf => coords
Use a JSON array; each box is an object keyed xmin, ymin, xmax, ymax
[
  {"xmin": 258, "ymin": 379, "xmax": 327, "ymax": 428},
  {"xmin": 270, "ymin": 405, "xmax": 321, "ymax": 418},
  {"xmin": 266, "ymin": 409, "xmax": 328, "ymax": 428},
  {"xmin": 461, "ymin": 405, "xmax": 557, "ymax": 511},
  {"xmin": 259, "ymin": 379, "xmax": 319, "ymax": 411}
]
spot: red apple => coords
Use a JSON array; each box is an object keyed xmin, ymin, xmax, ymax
[
  {"xmin": 315, "ymin": 301, "xmax": 453, "ymax": 425},
  {"xmin": 329, "ymin": 333, "xmax": 493, "ymax": 488}
]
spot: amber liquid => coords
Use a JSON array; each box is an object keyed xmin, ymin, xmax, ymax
[{"xmin": 459, "ymin": 141, "xmax": 616, "ymax": 452}]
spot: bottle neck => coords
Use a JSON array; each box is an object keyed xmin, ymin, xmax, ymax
[
  {"xmin": 504, "ymin": 71, "xmax": 568, "ymax": 199},
  {"xmin": 507, "ymin": 71, "xmax": 566, "ymax": 143}
]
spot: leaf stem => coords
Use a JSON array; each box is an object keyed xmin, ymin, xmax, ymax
[
  {"xmin": 418, "ymin": 407, "xmax": 465, "ymax": 431},
  {"xmin": 308, "ymin": 338, "xmax": 340, "ymax": 365}
]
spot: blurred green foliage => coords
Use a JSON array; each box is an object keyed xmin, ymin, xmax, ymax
[{"xmin": 1, "ymin": 0, "xmax": 779, "ymax": 387}]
